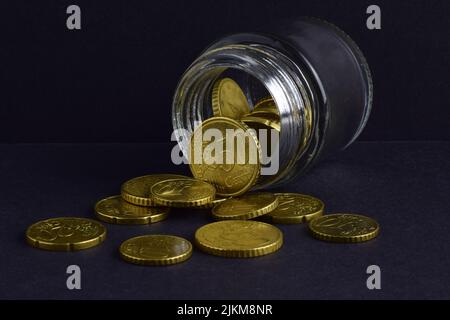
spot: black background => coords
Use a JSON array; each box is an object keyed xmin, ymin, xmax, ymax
[
  {"xmin": 1, "ymin": 0, "xmax": 449, "ymax": 143},
  {"xmin": 1, "ymin": 0, "xmax": 450, "ymax": 301}
]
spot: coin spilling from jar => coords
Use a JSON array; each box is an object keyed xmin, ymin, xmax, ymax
[{"xmin": 25, "ymin": 77, "xmax": 379, "ymax": 265}]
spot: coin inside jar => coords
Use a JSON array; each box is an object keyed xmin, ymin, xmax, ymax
[{"xmin": 189, "ymin": 117, "xmax": 261, "ymax": 197}]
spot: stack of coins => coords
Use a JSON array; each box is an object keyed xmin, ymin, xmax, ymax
[{"xmin": 25, "ymin": 77, "xmax": 380, "ymax": 266}]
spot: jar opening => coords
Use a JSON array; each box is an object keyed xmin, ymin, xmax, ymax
[{"xmin": 172, "ymin": 44, "xmax": 317, "ymax": 188}]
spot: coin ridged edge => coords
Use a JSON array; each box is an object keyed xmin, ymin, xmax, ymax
[
  {"xmin": 308, "ymin": 214, "xmax": 380, "ymax": 243},
  {"xmin": 119, "ymin": 235, "xmax": 193, "ymax": 266},
  {"xmin": 212, "ymin": 194, "xmax": 279, "ymax": 220},
  {"xmin": 120, "ymin": 190, "xmax": 155, "ymax": 206},
  {"xmin": 211, "ymin": 79, "xmax": 223, "ymax": 117}
]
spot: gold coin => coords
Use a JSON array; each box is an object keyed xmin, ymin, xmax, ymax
[
  {"xmin": 309, "ymin": 213, "xmax": 380, "ymax": 243},
  {"xmin": 189, "ymin": 117, "xmax": 261, "ymax": 197},
  {"xmin": 95, "ymin": 195, "xmax": 170, "ymax": 224},
  {"xmin": 252, "ymin": 97, "xmax": 279, "ymax": 116},
  {"xmin": 212, "ymin": 192, "xmax": 279, "ymax": 220},
  {"xmin": 120, "ymin": 235, "xmax": 192, "ymax": 266},
  {"xmin": 26, "ymin": 217, "xmax": 106, "ymax": 251},
  {"xmin": 195, "ymin": 220, "xmax": 283, "ymax": 258},
  {"xmin": 241, "ymin": 113, "xmax": 280, "ymax": 131},
  {"xmin": 151, "ymin": 178, "xmax": 216, "ymax": 207},
  {"xmin": 121, "ymin": 174, "xmax": 188, "ymax": 206},
  {"xmin": 196, "ymin": 196, "xmax": 229, "ymax": 209},
  {"xmin": 212, "ymin": 78, "xmax": 250, "ymax": 119},
  {"xmin": 264, "ymin": 193, "xmax": 324, "ymax": 224}
]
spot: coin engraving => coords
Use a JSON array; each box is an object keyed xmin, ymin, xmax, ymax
[
  {"xmin": 30, "ymin": 218, "xmax": 101, "ymax": 241},
  {"xmin": 26, "ymin": 217, "xmax": 106, "ymax": 251},
  {"xmin": 151, "ymin": 178, "xmax": 216, "ymax": 207},
  {"xmin": 189, "ymin": 117, "xmax": 261, "ymax": 197},
  {"xmin": 309, "ymin": 214, "xmax": 380, "ymax": 243},
  {"xmin": 266, "ymin": 193, "xmax": 324, "ymax": 223},
  {"xmin": 120, "ymin": 235, "xmax": 192, "ymax": 265},
  {"xmin": 121, "ymin": 174, "xmax": 188, "ymax": 206},
  {"xmin": 95, "ymin": 195, "xmax": 169, "ymax": 224},
  {"xmin": 312, "ymin": 214, "xmax": 377, "ymax": 236},
  {"xmin": 212, "ymin": 78, "xmax": 250, "ymax": 119},
  {"xmin": 212, "ymin": 192, "xmax": 278, "ymax": 220},
  {"xmin": 195, "ymin": 220, "xmax": 283, "ymax": 257}
]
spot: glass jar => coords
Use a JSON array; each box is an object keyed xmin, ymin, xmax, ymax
[{"xmin": 172, "ymin": 17, "xmax": 372, "ymax": 189}]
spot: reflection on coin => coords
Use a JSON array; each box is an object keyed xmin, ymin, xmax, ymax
[
  {"xmin": 95, "ymin": 195, "xmax": 170, "ymax": 224},
  {"xmin": 195, "ymin": 220, "xmax": 283, "ymax": 258},
  {"xmin": 309, "ymin": 213, "xmax": 380, "ymax": 243},
  {"xmin": 212, "ymin": 192, "xmax": 279, "ymax": 220},
  {"xmin": 119, "ymin": 235, "xmax": 192, "ymax": 266},
  {"xmin": 189, "ymin": 117, "xmax": 261, "ymax": 197},
  {"xmin": 241, "ymin": 113, "xmax": 280, "ymax": 131},
  {"xmin": 212, "ymin": 78, "xmax": 250, "ymax": 119},
  {"xmin": 196, "ymin": 196, "xmax": 229, "ymax": 209},
  {"xmin": 264, "ymin": 193, "xmax": 324, "ymax": 224},
  {"xmin": 121, "ymin": 174, "xmax": 188, "ymax": 206},
  {"xmin": 252, "ymin": 97, "xmax": 279, "ymax": 116},
  {"xmin": 151, "ymin": 178, "xmax": 216, "ymax": 207},
  {"xmin": 26, "ymin": 217, "xmax": 106, "ymax": 251}
]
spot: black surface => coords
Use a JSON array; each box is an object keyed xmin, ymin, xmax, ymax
[
  {"xmin": 1, "ymin": 142, "xmax": 449, "ymax": 299},
  {"xmin": 1, "ymin": 0, "xmax": 450, "ymax": 142}
]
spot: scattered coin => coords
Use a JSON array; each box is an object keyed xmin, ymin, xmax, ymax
[
  {"xmin": 26, "ymin": 217, "xmax": 106, "ymax": 251},
  {"xmin": 264, "ymin": 193, "xmax": 324, "ymax": 224},
  {"xmin": 121, "ymin": 174, "xmax": 188, "ymax": 206},
  {"xmin": 151, "ymin": 178, "xmax": 216, "ymax": 207},
  {"xmin": 309, "ymin": 213, "xmax": 380, "ymax": 243},
  {"xmin": 212, "ymin": 192, "xmax": 279, "ymax": 220},
  {"xmin": 195, "ymin": 220, "xmax": 283, "ymax": 258},
  {"xmin": 189, "ymin": 117, "xmax": 261, "ymax": 197},
  {"xmin": 95, "ymin": 195, "xmax": 170, "ymax": 224},
  {"xmin": 212, "ymin": 77, "xmax": 250, "ymax": 119},
  {"xmin": 120, "ymin": 235, "xmax": 192, "ymax": 266}
]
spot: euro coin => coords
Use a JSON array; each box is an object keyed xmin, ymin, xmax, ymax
[
  {"xmin": 195, "ymin": 220, "xmax": 283, "ymax": 258},
  {"xmin": 309, "ymin": 213, "xmax": 380, "ymax": 243},
  {"xmin": 26, "ymin": 217, "xmax": 106, "ymax": 251},
  {"xmin": 121, "ymin": 174, "xmax": 188, "ymax": 206},
  {"xmin": 264, "ymin": 193, "xmax": 324, "ymax": 224},
  {"xmin": 95, "ymin": 195, "xmax": 170, "ymax": 224},
  {"xmin": 120, "ymin": 235, "xmax": 192, "ymax": 266},
  {"xmin": 189, "ymin": 117, "xmax": 261, "ymax": 197},
  {"xmin": 212, "ymin": 78, "xmax": 250, "ymax": 119},
  {"xmin": 151, "ymin": 178, "xmax": 216, "ymax": 207},
  {"xmin": 212, "ymin": 192, "xmax": 279, "ymax": 220}
]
